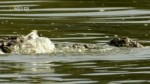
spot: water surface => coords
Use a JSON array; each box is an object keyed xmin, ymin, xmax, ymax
[{"xmin": 0, "ymin": 0, "xmax": 150, "ymax": 84}]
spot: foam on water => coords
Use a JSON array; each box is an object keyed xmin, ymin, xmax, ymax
[
  {"xmin": 0, "ymin": 30, "xmax": 113, "ymax": 55},
  {"xmin": 0, "ymin": 30, "xmax": 116, "ymax": 55},
  {"xmin": 13, "ymin": 30, "xmax": 55, "ymax": 54}
]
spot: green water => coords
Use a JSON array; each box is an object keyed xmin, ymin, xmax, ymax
[{"xmin": 0, "ymin": 0, "xmax": 150, "ymax": 84}]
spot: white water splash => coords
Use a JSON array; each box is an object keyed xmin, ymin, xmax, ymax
[
  {"xmin": 0, "ymin": 30, "xmax": 119, "ymax": 54},
  {"xmin": 13, "ymin": 30, "xmax": 55, "ymax": 54}
]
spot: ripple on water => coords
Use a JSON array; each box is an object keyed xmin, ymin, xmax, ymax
[
  {"xmin": 108, "ymin": 80, "xmax": 150, "ymax": 84},
  {"xmin": 0, "ymin": 0, "xmax": 150, "ymax": 84}
]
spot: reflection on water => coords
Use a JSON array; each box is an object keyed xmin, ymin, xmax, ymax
[
  {"xmin": 0, "ymin": 52, "xmax": 150, "ymax": 84},
  {"xmin": 0, "ymin": 0, "xmax": 150, "ymax": 84}
]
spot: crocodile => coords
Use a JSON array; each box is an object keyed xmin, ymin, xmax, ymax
[
  {"xmin": 108, "ymin": 35, "xmax": 143, "ymax": 48},
  {"xmin": 0, "ymin": 32, "xmax": 144, "ymax": 54}
]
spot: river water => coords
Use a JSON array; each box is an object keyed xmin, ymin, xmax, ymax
[{"xmin": 0, "ymin": 0, "xmax": 150, "ymax": 84}]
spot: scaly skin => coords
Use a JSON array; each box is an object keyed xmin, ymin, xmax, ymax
[
  {"xmin": 0, "ymin": 35, "xmax": 144, "ymax": 53},
  {"xmin": 108, "ymin": 35, "xmax": 143, "ymax": 48}
]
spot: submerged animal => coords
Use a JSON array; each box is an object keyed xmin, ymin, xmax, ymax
[
  {"xmin": 0, "ymin": 30, "xmax": 55, "ymax": 54},
  {"xmin": 0, "ymin": 36, "xmax": 23, "ymax": 53},
  {"xmin": 108, "ymin": 35, "xmax": 143, "ymax": 48},
  {"xmin": 0, "ymin": 31, "xmax": 144, "ymax": 54}
]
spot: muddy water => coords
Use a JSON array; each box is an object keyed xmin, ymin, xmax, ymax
[{"xmin": 0, "ymin": 0, "xmax": 150, "ymax": 84}]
